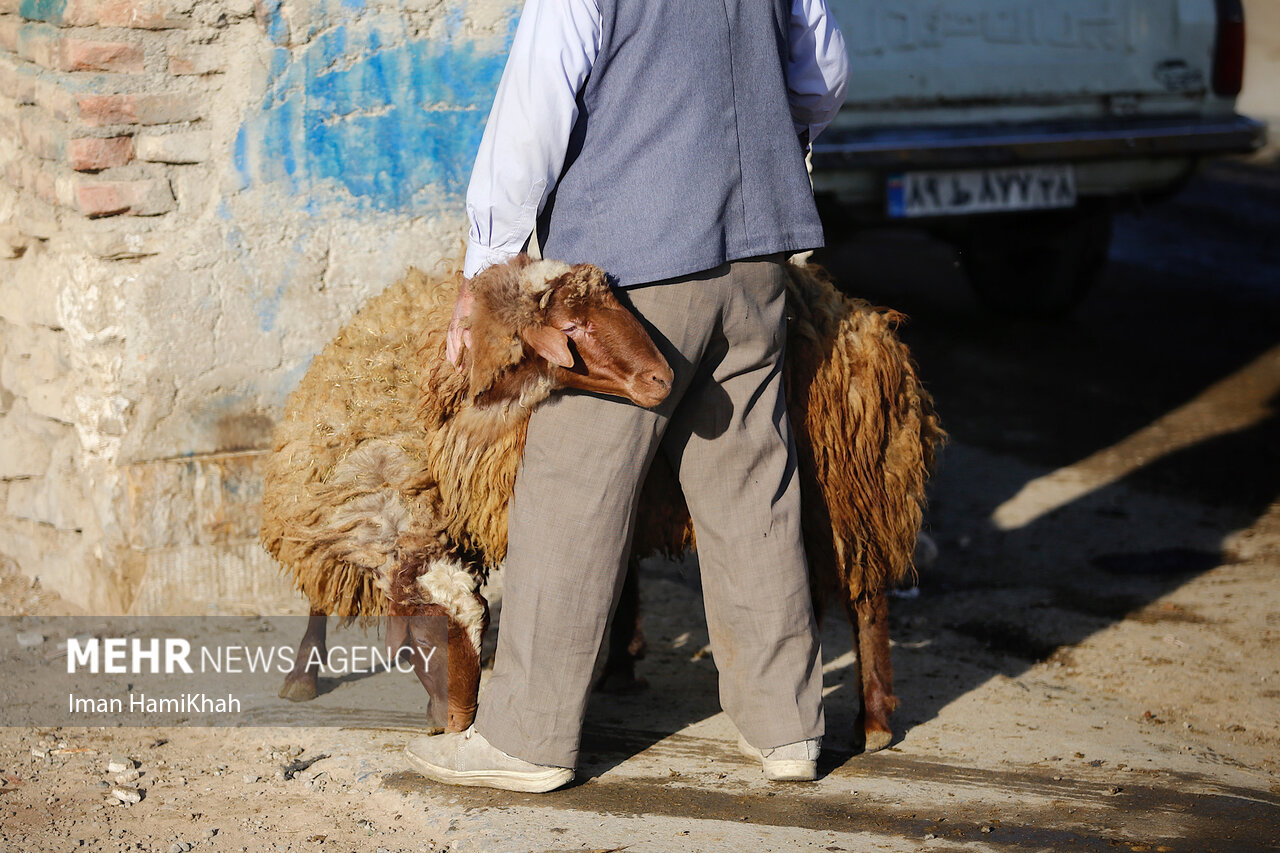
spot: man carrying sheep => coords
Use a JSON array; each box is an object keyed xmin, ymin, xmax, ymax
[{"xmin": 405, "ymin": 0, "xmax": 850, "ymax": 792}]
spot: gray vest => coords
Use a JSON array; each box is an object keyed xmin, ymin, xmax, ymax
[{"xmin": 537, "ymin": 0, "xmax": 825, "ymax": 287}]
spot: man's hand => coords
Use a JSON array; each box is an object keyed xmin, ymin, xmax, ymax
[{"xmin": 446, "ymin": 281, "xmax": 475, "ymax": 371}]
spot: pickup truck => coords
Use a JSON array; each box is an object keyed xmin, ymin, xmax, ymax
[{"xmin": 812, "ymin": 0, "xmax": 1268, "ymax": 317}]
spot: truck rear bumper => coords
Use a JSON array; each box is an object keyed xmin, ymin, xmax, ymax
[{"xmin": 812, "ymin": 114, "xmax": 1267, "ymax": 170}]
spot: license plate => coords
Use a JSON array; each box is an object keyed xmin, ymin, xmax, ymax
[{"xmin": 887, "ymin": 165, "xmax": 1077, "ymax": 218}]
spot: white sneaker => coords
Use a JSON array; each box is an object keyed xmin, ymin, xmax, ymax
[
  {"xmin": 404, "ymin": 727, "xmax": 574, "ymax": 793},
  {"xmin": 737, "ymin": 733, "xmax": 820, "ymax": 781}
]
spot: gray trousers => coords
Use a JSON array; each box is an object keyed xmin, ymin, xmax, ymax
[{"xmin": 474, "ymin": 256, "xmax": 825, "ymax": 768}]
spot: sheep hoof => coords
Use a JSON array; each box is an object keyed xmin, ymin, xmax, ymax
[
  {"xmin": 860, "ymin": 728, "xmax": 893, "ymax": 754},
  {"xmin": 278, "ymin": 677, "xmax": 319, "ymax": 702}
]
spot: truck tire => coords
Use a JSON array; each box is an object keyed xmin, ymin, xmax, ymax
[{"xmin": 958, "ymin": 203, "xmax": 1113, "ymax": 319}]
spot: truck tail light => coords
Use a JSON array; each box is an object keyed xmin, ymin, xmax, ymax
[{"xmin": 1213, "ymin": 0, "xmax": 1246, "ymax": 97}]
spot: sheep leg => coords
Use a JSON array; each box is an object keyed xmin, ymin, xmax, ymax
[
  {"xmin": 399, "ymin": 602, "xmax": 486, "ymax": 734},
  {"xmin": 396, "ymin": 603, "xmax": 452, "ymax": 732},
  {"xmin": 279, "ymin": 608, "xmax": 328, "ymax": 701},
  {"xmin": 443, "ymin": 610, "xmax": 484, "ymax": 733},
  {"xmin": 597, "ymin": 562, "xmax": 648, "ymax": 693},
  {"xmin": 848, "ymin": 591, "xmax": 897, "ymax": 753}
]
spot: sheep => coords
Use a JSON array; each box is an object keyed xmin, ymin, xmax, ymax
[
  {"xmin": 261, "ymin": 255, "xmax": 943, "ymax": 751},
  {"xmin": 260, "ymin": 254, "xmax": 674, "ymax": 732}
]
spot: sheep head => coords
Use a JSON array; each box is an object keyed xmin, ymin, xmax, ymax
[
  {"xmin": 465, "ymin": 256, "xmax": 674, "ymax": 410},
  {"xmin": 385, "ymin": 555, "xmax": 488, "ymax": 733}
]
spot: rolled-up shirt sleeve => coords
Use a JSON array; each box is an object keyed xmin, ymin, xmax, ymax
[
  {"xmin": 787, "ymin": 0, "xmax": 850, "ymax": 144},
  {"xmin": 463, "ymin": 0, "xmax": 602, "ymax": 279}
]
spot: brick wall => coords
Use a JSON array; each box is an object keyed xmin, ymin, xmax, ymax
[
  {"xmin": 0, "ymin": 0, "xmax": 228, "ymax": 232},
  {"xmin": 0, "ymin": 0, "xmax": 517, "ymax": 613}
]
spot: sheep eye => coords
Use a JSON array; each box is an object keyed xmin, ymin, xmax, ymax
[{"xmin": 560, "ymin": 323, "xmax": 578, "ymax": 334}]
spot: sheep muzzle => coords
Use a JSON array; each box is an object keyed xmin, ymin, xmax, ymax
[{"xmin": 539, "ymin": 298, "xmax": 673, "ymax": 409}]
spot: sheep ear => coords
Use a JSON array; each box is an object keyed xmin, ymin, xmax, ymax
[
  {"xmin": 520, "ymin": 325, "xmax": 575, "ymax": 369},
  {"xmin": 467, "ymin": 330, "xmax": 523, "ymax": 398}
]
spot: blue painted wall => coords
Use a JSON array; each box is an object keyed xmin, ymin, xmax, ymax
[
  {"xmin": 18, "ymin": 0, "xmax": 66, "ymax": 23},
  {"xmin": 235, "ymin": 4, "xmax": 516, "ymax": 214}
]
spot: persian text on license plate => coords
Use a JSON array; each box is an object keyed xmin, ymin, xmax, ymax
[{"xmin": 887, "ymin": 165, "xmax": 1076, "ymax": 218}]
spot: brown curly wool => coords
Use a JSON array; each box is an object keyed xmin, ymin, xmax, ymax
[
  {"xmin": 781, "ymin": 263, "xmax": 943, "ymax": 599},
  {"xmin": 261, "ymin": 258, "xmax": 942, "ymax": 633},
  {"xmin": 260, "ymin": 257, "xmax": 610, "ymax": 627}
]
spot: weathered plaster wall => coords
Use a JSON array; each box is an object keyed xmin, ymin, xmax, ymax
[{"xmin": 0, "ymin": 0, "xmax": 516, "ymax": 612}]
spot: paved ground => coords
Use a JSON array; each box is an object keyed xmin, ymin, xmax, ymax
[{"xmin": 2, "ymin": 154, "xmax": 1279, "ymax": 851}]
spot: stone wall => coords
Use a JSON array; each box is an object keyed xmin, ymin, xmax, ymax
[{"xmin": 0, "ymin": 0, "xmax": 516, "ymax": 613}]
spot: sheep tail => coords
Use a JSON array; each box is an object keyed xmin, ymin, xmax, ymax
[{"xmin": 783, "ymin": 261, "xmax": 946, "ymax": 600}]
